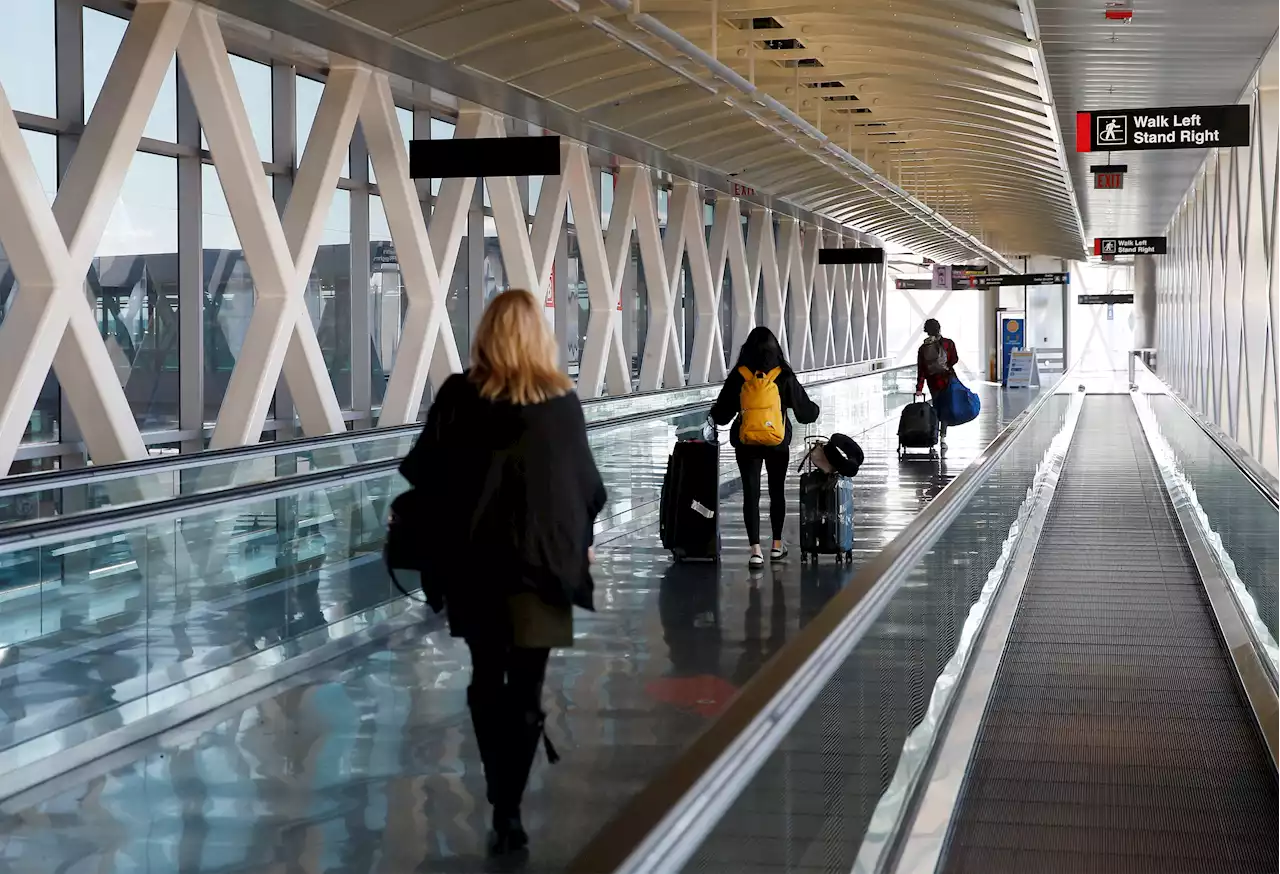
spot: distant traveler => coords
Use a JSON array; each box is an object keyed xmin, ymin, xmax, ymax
[
  {"xmin": 711, "ymin": 326, "xmax": 820, "ymax": 568},
  {"xmin": 916, "ymin": 318, "xmax": 959, "ymax": 451},
  {"xmin": 398, "ymin": 289, "xmax": 606, "ymax": 855}
]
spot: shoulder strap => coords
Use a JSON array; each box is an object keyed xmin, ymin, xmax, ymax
[
  {"xmin": 762, "ymin": 366, "xmax": 781, "ymax": 384},
  {"xmin": 737, "ymin": 365, "xmax": 754, "ymax": 382}
]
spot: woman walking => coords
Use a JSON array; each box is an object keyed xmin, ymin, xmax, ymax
[
  {"xmin": 710, "ymin": 327, "xmax": 820, "ymax": 568},
  {"xmin": 399, "ymin": 289, "xmax": 607, "ymax": 855}
]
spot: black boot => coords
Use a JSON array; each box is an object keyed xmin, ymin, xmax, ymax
[
  {"xmin": 488, "ymin": 706, "xmax": 558, "ymax": 855},
  {"xmin": 466, "ymin": 686, "xmax": 506, "ymax": 809}
]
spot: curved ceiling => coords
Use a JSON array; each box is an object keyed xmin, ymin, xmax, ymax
[{"xmin": 301, "ymin": 0, "xmax": 1088, "ymax": 263}]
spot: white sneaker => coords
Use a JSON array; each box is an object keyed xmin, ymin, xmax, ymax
[
  {"xmin": 749, "ymin": 552, "xmax": 765, "ymax": 569},
  {"xmin": 770, "ymin": 543, "xmax": 789, "ymax": 561},
  {"xmin": 940, "ymin": 440, "xmax": 948, "ymax": 454}
]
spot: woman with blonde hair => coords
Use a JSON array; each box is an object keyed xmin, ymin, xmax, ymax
[{"xmin": 399, "ymin": 289, "xmax": 606, "ymax": 855}]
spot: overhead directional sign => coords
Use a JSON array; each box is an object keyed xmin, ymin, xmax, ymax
[
  {"xmin": 1094, "ymin": 237, "xmax": 1167, "ymax": 256},
  {"xmin": 968, "ymin": 272, "xmax": 1069, "ymax": 289},
  {"xmin": 818, "ymin": 247, "xmax": 884, "ymax": 265},
  {"xmin": 1079, "ymin": 294, "xmax": 1135, "ymax": 305},
  {"xmin": 895, "ymin": 277, "xmax": 933, "ymax": 290},
  {"xmin": 1075, "ymin": 105, "xmax": 1250, "ymax": 152}
]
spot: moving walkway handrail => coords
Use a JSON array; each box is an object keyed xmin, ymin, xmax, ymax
[
  {"xmin": 0, "ymin": 359, "xmax": 897, "ymax": 498},
  {"xmin": 1134, "ymin": 356, "xmax": 1278, "ymax": 507},
  {"xmin": 568, "ymin": 374, "xmax": 1071, "ymax": 874},
  {"xmin": 0, "ymin": 363, "xmax": 912, "ymax": 552}
]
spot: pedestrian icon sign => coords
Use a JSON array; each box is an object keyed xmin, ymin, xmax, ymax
[
  {"xmin": 1097, "ymin": 115, "xmax": 1127, "ymax": 146},
  {"xmin": 1100, "ymin": 239, "xmax": 1118, "ymax": 255}
]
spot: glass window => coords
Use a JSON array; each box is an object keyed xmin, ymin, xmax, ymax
[
  {"xmin": 368, "ymin": 106, "xmax": 413, "ymax": 185},
  {"xmin": 200, "ymin": 56, "xmax": 272, "ymax": 162},
  {"xmin": 447, "ymin": 232, "xmax": 469, "ymax": 380},
  {"xmin": 482, "ymin": 215, "xmax": 507, "ymax": 307},
  {"xmin": 84, "ymin": 8, "xmax": 177, "ymax": 142},
  {"xmin": 0, "ymin": 131, "xmax": 59, "ymax": 445},
  {"xmin": 528, "ymin": 175, "xmax": 543, "ymax": 217},
  {"xmin": 657, "ymin": 188, "xmax": 669, "ymax": 229},
  {"xmin": 600, "ymin": 170, "xmax": 614, "ymax": 232},
  {"xmin": 369, "ymin": 195, "xmax": 400, "ymax": 406},
  {"xmin": 429, "ymin": 117, "xmax": 454, "ymax": 197},
  {"xmin": 91, "ymin": 152, "xmax": 180, "ymax": 430},
  {"xmin": 202, "ymin": 164, "xmax": 259, "ymax": 422},
  {"xmin": 297, "ymin": 75, "xmax": 350, "ymax": 179},
  {"xmin": 0, "ymin": 0, "xmax": 54, "ymax": 117},
  {"xmin": 304, "ymin": 188, "xmax": 352, "ymax": 408}
]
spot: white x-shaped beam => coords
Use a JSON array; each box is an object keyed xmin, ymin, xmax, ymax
[
  {"xmin": 636, "ymin": 167, "xmax": 685, "ymax": 392},
  {"xmin": 709, "ymin": 195, "xmax": 752, "ymax": 364},
  {"xmin": 677, "ymin": 182, "xmax": 727, "ymax": 385},
  {"xmin": 747, "ymin": 206, "xmax": 785, "ymax": 355},
  {"xmin": 573, "ymin": 155, "xmax": 636, "ymax": 398},
  {"xmin": 179, "ymin": 7, "xmax": 369, "ymax": 448},
  {"xmin": 371, "ymin": 93, "xmax": 479, "ymax": 426},
  {"xmin": 0, "ymin": 0, "xmax": 192, "ymax": 473}
]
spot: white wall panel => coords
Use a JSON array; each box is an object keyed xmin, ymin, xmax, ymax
[{"xmin": 1158, "ymin": 50, "xmax": 1278, "ymax": 476}]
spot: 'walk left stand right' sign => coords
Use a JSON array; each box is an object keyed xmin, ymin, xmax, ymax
[{"xmin": 1075, "ymin": 105, "xmax": 1250, "ymax": 152}]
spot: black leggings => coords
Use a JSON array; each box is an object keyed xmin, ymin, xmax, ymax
[
  {"xmin": 466, "ymin": 639, "xmax": 552, "ymax": 812},
  {"xmin": 468, "ymin": 640, "xmax": 550, "ymax": 716},
  {"xmin": 736, "ymin": 448, "xmax": 790, "ymax": 546}
]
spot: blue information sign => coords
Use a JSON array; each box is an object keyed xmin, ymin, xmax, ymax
[{"xmin": 1001, "ymin": 317, "xmax": 1025, "ymax": 386}]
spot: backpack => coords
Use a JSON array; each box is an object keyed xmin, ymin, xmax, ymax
[
  {"xmin": 923, "ymin": 337, "xmax": 951, "ymax": 376},
  {"xmin": 737, "ymin": 366, "xmax": 786, "ymax": 446}
]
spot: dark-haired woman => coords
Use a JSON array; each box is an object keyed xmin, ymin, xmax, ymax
[{"xmin": 710, "ymin": 327, "xmax": 820, "ymax": 568}]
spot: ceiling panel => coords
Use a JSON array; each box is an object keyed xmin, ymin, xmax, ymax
[
  {"xmin": 1037, "ymin": 0, "xmax": 1277, "ymax": 241},
  {"xmin": 299, "ymin": 0, "xmax": 1089, "ymax": 263}
]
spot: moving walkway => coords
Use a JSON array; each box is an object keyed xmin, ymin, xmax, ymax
[
  {"xmin": 0, "ymin": 363, "xmax": 911, "ymax": 803},
  {"xmin": 573, "ymin": 371, "xmax": 1278, "ymax": 874}
]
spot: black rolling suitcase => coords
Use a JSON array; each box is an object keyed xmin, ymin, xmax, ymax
[
  {"xmin": 898, "ymin": 397, "xmax": 939, "ymax": 459},
  {"xmin": 659, "ymin": 438, "xmax": 720, "ymax": 562},
  {"xmin": 798, "ymin": 470, "xmax": 855, "ymax": 564}
]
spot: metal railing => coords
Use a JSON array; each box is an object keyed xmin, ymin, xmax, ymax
[
  {"xmin": 0, "ymin": 358, "xmax": 892, "ymax": 498},
  {"xmin": 0, "ymin": 362, "xmax": 907, "ymax": 547}
]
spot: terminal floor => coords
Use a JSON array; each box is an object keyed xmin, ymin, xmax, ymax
[{"xmin": 0, "ymin": 383, "xmax": 1037, "ymax": 874}]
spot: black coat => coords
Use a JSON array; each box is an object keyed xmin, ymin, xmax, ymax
[
  {"xmin": 709, "ymin": 366, "xmax": 820, "ymax": 453},
  {"xmin": 398, "ymin": 373, "xmax": 607, "ymax": 640}
]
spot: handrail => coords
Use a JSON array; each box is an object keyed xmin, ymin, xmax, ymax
[
  {"xmin": 1135, "ymin": 357, "xmax": 1279, "ymax": 508},
  {"xmin": 0, "ymin": 359, "xmax": 897, "ymax": 498},
  {"xmin": 0, "ymin": 459, "xmax": 403, "ymax": 554},
  {"xmin": 0, "ymin": 363, "xmax": 911, "ymax": 551},
  {"xmin": 567, "ymin": 374, "xmax": 1071, "ymax": 874}
]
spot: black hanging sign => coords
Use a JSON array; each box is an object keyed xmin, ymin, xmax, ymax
[
  {"xmin": 969, "ymin": 273, "xmax": 1070, "ymax": 288},
  {"xmin": 409, "ymin": 135, "xmax": 562, "ymax": 178},
  {"xmin": 1079, "ymin": 294, "xmax": 1135, "ymax": 305},
  {"xmin": 1075, "ymin": 105, "xmax": 1250, "ymax": 152},
  {"xmin": 894, "ymin": 278, "xmax": 933, "ymax": 290},
  {"xmin": 818, "ymin": 248, "xmax": 884, "ymax": 265},
  {"xmin": 1094, "ymin": 237, "xmax": 1167, "ymax": 256}
]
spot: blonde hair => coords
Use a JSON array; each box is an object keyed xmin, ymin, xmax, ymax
[{"xmin": 470, "ymin": 289, "xmax": 573, "ymax": 405}]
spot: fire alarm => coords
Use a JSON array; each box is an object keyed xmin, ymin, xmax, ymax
[{"xmin": 1105, "ymin": 2, "xmax": 1133, "ymax": 20}]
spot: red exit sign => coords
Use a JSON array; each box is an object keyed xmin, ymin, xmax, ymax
[
  {"xmin": 731, "ymin": 182, "xmax": 755, "ymax": 197},
  {"xmin": 1094, "ymin": 172, "xmax": 1124, "ymax": 189}
]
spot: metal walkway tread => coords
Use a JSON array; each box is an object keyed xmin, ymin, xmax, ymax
[{"xmin": 943, "ymin": 396, "xmax": 1278, "ymax": 874}]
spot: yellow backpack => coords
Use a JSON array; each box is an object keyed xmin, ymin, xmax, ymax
[{"xmin": 738, "ymin": 366, "xmax": 785, "ymax": 446}]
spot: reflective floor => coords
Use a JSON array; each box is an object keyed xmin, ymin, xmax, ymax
[{"xmin": 0, "ymin": 381, "xmax": 1038, "ymax": 874}]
